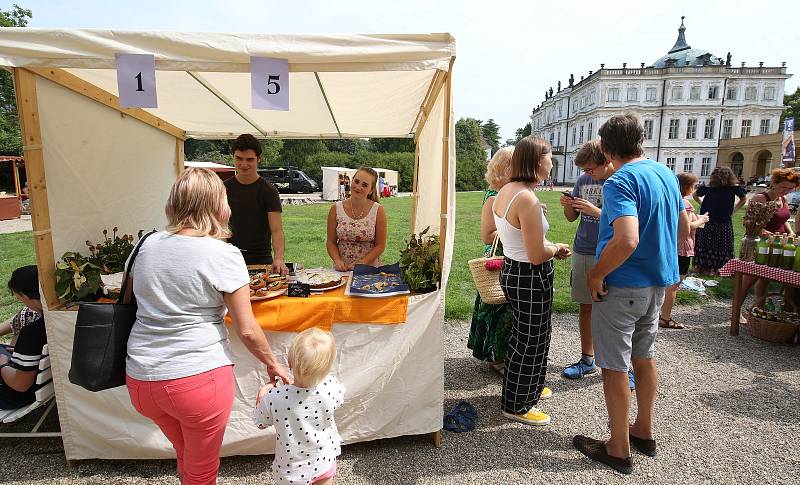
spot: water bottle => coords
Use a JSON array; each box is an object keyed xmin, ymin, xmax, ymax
[
  {"xmin": 755, "ymin": 236, "xmax": 771, "ymax": 265},
  {"xmin": 768, "ymin": 235, "xmax": 784, "ymax": 268},
  {"xmin": 782, "ymin": 237, "xmax": 796, "ymax": 270}
]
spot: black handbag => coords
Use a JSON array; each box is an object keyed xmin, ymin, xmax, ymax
[{"xmin": 68, "ymin": 231, "xmax": 156, "ymax": 392}]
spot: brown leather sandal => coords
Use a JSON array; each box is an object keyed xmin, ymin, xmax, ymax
[{"xmin": 658, "ymin": 316, "xmax": 686, "ymax": 329}]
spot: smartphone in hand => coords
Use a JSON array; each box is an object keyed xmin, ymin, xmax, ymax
[{"xmin": 562, "ymin": 191, "xmax": 574, "ymax": 199}]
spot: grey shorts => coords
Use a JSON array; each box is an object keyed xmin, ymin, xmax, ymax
[
  {"xmin": 591, "ymin": 286, "xmax": 666, "ymax": 372},
  {"xmin": 570, "ymin": 253, "xmax": 595, "ymax": 305}
]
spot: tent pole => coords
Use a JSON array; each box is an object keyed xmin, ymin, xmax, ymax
[
  {"xmin": 410, "ymin": 70, "xmax": 443, "ymax": 135},
  {"xmin": 26, "ymin": 68, "xmax": 185, "ymax": 140},
  {"xmin": 413, "ymin": 70, "xmax": 447, "ymax": 137},
  {"xmin": 175, "ymin": 139, "xmax": 185, "ymax": 176},
  {"xmin": 410, "ymin": 139, "xmax": 420, "ymax": 232},
  {"xmin": 438, "ymin": 58, "xmax": 455, "ymax": 270},
  {"xmin": 13, "ymin": 68, "xmax": 59, "ymax": 308},
  {"xmin": 186, "ymin": 71, "xmax": 269, "ymax": 137},
  {"xmin": 13, "ymin": 159, "xmax": 22, "ymax": 200},
  {"xmin": 314, "ymin": 73, "xmax": 342, "ymax": 138}
]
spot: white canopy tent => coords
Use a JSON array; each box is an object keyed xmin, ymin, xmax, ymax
[{"xmin": 0, "ymin": 29, "xmax": 455, "ymax": 461}]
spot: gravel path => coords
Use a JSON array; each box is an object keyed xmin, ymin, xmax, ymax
[{"xmin": 2, "ymin": 300, "xmax": 799, "ymax": 484}]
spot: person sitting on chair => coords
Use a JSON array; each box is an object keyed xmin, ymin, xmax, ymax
[{"xmin": 0, "ymin": 265, "xmax": 47, "ymax": 410}]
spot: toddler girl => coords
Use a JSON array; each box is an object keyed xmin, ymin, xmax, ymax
[{"xmin": 253, "ymin": 328, "xmax": 345, "ymax": 485}]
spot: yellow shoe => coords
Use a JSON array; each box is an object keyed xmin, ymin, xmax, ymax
[
  {"xmin": 540, "ymin": 387, "xmax": 552, "ymax": 400},
  {"xmin": 502, "ymin": 407, "xmax": 551, "ymax": 426}
]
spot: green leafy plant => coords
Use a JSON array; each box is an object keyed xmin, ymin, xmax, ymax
[
  {"xmin": 55, "ymin": 252, "xmax": 101, "ymax": 302},
  {"xmin": 399, "ymin": 227, "xmax": 441, "ymax": 293},
  {"xmin": 86, "ymin": 227, "xmax": 142, "ymax": 274}
]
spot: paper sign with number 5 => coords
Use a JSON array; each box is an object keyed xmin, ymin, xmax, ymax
[
  {"xmin": 251, "ymin": 57, "xmax": 289, "ymax": 111},
  {"xmin": 115, "ymin": 53, "xmax": 158, "ymax": 108}
]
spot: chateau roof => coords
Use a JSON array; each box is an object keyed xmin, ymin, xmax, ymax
[{"xmin": 651, "ymin": 17, "xmax": 723, "ymax": 68}]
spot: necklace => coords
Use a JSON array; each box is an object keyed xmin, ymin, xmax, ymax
[{"xmin": 349, "ymin": 199, "xmax": 369, "ymax": 219}]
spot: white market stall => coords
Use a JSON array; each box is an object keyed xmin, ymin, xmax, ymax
[
  {"xmin": 0, "ymin": 29, "xmax": 455, "ymax": 461},
  {"xmin": 321, "ymin": 166, "xmax": 399, "ymax": 201}
]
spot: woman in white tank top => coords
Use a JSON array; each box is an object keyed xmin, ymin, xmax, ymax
[{"xmin": 492, "ymin": 136, "xmax": 572, "ymax": 427}]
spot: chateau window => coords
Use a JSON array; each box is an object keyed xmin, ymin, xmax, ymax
[
  {"xmin": 579, "ymin": 125, "xmax": 584, "ymax": 144},
  {"xmin": 701, "ymin": 157, "xmax": 712, "ymax": 177},
  {"xmin": 741, "ymin": 119, "xmax": 752, "ymax": 137},
  {"xmin": 627, "ymin": 88, "xmax": 638, "ymax": 102},
  {"xmin": 588, "ymin": 122, "xmax": 593, "ymax": 140},
  {"xmin": 556, "ymin": 130, "xmax": 561, "ymax": 144},
  {"xmin": 573, "ymin": 100, "xmax": 578, "ymax": 111},
  {"xmin": 727, "ymin": 87, "xmax": 737, "ymax": 100},
  {"xmin": 760, "ymin": 119, "xmax": 771, "ymax": 135},
  {"xmin": 668, "ymin": 119, "xmax": 680, "ymax": 139},
  {"xmin": 671, "ymin": 86, "xmax": 683, "ymax": 100},
  {"xmin": 644, "ymin": 119, "xmax": 654, "ymax": 140},
  {"xmin": 686, "ymin": 119, "xmax": 698, "ymax": 139},
  {"xmin": 690, "ymin": 86, "xmax": 701, "ymax": 100},
  {"xmin": 708, "ymin": 86, "xmax": 718, "ymax": 99},
  {"xmin": 764, "ymin": 87, "xmax": 776, "ymax": 100},
  {"xmin": 722, "ymin": 119, "xmax": 733, "ymax": 139},
  {"xmin": 684, "ymin": 157, "xmax": 694, "ymax": 172},
  {"xmin": 646, "ymin": 87, "xmax": 657, "ymax": 101},
  {"xmin": 558, "ymin": 103, "xmax": 563, "ymax": 117},
  {"xmin": 666, "ymin": 157, "xmax": 676, "ymax": 171},
  {"xmin": 550, "ymin": 132, "xmax": 554, "ymax": 144},
  {"xmin": 572, "ymin": 126, "xmax": 577, "ymax": 145},
  {"xmin": 744, "ymin": 86, "xmax": 757, "ymax": 101},
  {"xmin": 704, "ymin": 118, "xmax": 715, "ymax": 139},
  {"xmin": 607, "ymin": 88, "xmax": 620, "ymax": 102}
]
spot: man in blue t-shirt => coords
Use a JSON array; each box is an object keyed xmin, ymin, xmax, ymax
[
  {"xmin": 560, "ymin": 140, "xmax": 613, "ymax": 379},
  {"xmin": 572, "ymin": 114, "xmax": 688, "ymax": 475}
]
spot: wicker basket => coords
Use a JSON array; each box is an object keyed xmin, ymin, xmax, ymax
[
  {"xmin": 747, "ymin": 312, "xmax": 799, "ymax": 343},
  {"xmin": 467, "ymin": 236, "xmax": 506, "ymax": 305}
]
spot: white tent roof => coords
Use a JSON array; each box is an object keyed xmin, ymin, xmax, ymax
[{"xmin": 0, "ymin": 29, "xmax": 455, "ymax": 139}]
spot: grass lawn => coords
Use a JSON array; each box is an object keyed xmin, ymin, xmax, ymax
[{"xmin": 0, "ymin": 191, "xmax": 746, "ymax": 321}]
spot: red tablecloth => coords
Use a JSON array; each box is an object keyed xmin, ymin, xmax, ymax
[{"xmin": 718, "ymin": 259, "xmax": 800, "ymax": 287}]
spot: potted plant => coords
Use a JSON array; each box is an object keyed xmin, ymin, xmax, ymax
[
  {"xmin": 399, "ymin": 227, "xmax": 441, "ymax": 293},
  {"xmin": 55, "ymin": 251, "xmax": 101, "ymax": 302}
]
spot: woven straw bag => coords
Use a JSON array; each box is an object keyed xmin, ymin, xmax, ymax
[{"xmin": 468, "ymin": 236, "xmax": 507, "ymax": 304}]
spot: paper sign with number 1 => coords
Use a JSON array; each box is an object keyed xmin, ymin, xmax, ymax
[
  {"xmin": 251, "ymin": 57, "xmax": 289, "ymax": 111},
  {"xmin": 115, "ymin": 53, "xmax": 158, "ymax": 108}
]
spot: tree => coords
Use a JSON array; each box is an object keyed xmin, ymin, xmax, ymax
[
  {"xmin": 367, "ymin": 137, "xmax": 414, "ymax": 153},
  {"xmin": 278, "ymin": 139, "xmax": 328, "ymax": 183},
  {"xmin": 514, "ymin": 122, "xmax": 532, "ymax": 144},
  {"xmin": 0, "ymin": 4, "xmax": 33, "ymax": 156},
  {"xmin": 455, "ymin": 118, "xmax": 487, "ymax": 191},
  {"xmin": 324, "ymin": 138, "xmax": 368, "ymax": 154},
  {"xmin": 481, "ymin": 119, "xmax": 501, "ymax": 155},
  {"xmin": 781, "ymin": 87, "xmax": 800, "ymax": 127}
]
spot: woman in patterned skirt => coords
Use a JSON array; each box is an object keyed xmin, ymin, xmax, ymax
[
  {"xmin": 693, "ymin": 167, "xmax": 747, "ymax": 274},
  {"xmin": 492, "ymin": 136, "xmax": 572, "ymax": 426},
  {"xmin": 468, "ymin": 147, "xmax": 515, "ymax": 374}
]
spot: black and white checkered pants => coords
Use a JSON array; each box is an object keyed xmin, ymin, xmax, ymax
[{"xmin": 499, "ymin": 257, "xmax": 554, "ymax": 414}]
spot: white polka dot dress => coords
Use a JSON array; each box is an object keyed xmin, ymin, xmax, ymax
[{"xmin": 252, "ymin": 375, "xmax": 345, "ymax": 484}]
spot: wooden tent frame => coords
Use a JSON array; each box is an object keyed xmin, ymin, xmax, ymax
[{"xmin": 13, "ymin": 59, "xmax": 454, "ymax": 325}]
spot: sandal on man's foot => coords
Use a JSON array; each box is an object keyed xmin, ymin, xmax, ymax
[
  {"xmin": 658, "ymin": 316, "xmax": 686, "ymax": 329},
  {"xmin": 629, "ymin": 432, "xmax": 657, "ymax": 457},
  {"xmin": 573, "ymin": 435, "xmax": 633, "ymax": 474}
]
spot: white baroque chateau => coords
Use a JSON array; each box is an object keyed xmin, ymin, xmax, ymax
[{"xmin": 530, "ymin": 17, "xmax": 791, "ymax": 183}]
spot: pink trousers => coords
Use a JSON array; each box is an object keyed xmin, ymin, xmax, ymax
[{"xmin": 126, "ymin": 365, "xmax": 234, "ymax": 485}]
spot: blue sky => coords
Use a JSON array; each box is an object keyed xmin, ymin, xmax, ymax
[{"xmin": 15, "ymin": 0, "xmax": 800, "ymax": 139}]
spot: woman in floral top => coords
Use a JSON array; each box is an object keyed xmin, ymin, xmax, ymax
[{"xmin": 326, "ymin": 167, "xmax": 388, "ymax": 271}]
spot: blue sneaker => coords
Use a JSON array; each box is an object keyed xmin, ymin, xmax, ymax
[
  {"xmin": 628, "ymin": 368, "xmax": 635, "ymax": 391},
  {"xmin": 562, "ymin": 359, "xmax": 597, "ymax": 379}
]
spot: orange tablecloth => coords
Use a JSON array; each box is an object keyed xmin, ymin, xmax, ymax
[{"xmin": 228, "ymin": 278, "xmax": 409, "ymax": 332}]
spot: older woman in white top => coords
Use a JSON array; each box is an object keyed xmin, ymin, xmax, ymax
[
  {"xmin": 125, "ymin": 168, "xmax": 290, "ymax": 485},
  {"xmin": 492, "ymin": 136, "xmax": 571, "ymax": 426}
]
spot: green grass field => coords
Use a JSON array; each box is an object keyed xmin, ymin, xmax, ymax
[{"xmin": 0, "ymin": 191, "xmax": 745, "ymax": 321}]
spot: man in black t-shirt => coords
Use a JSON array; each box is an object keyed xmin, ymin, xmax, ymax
[
  {"xmin": 1, "ymin": 265, "xmax": 47, "ymax": 410},
  {"xmin": 224, "ymin": 134, "xmax": 288, "ymax": 274}
]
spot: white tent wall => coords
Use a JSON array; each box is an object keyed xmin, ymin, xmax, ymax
[
  {"xmin": 36, "ymin": 76, "xmax": 176, "ymax": 258},
  {"xmin": 373, "ymin": 168, "xmax": 399, "ymax": 190}
]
